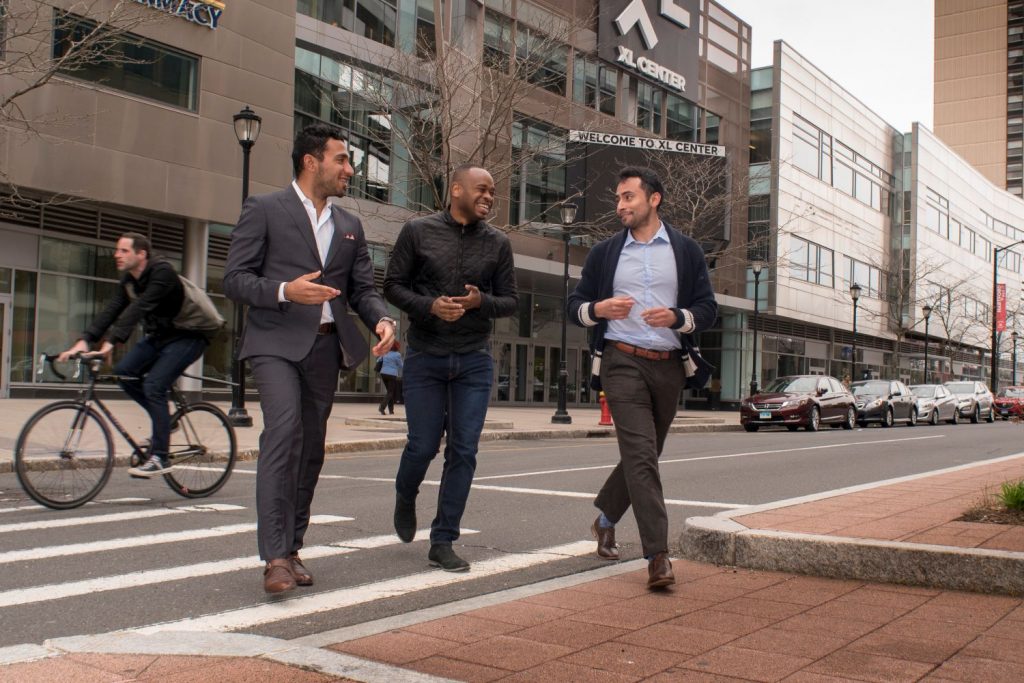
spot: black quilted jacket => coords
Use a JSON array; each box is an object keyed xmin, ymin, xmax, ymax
[{"xmin": 384, "ymin": 210, "xmax": 518, "ymax": 355}]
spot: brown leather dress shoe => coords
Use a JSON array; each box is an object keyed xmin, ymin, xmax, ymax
[
  {"xmin": 264, "ymin": 558, "xmax": 297, "ymax": 594},
  {"xmin": 289, "ymin": 553, "xmax": 313, "ymax": 586},
  {"xmin": 591, "ymin": 516, "xmax": 619, "ymax": 560},
  {"xmin": 647, "ymin": 552, "xmax": 675, "ymax": 589}
]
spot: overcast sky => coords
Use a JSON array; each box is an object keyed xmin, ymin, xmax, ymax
[{"xmin": 720, "ymin": 0, "xmax": 934, "ymax": 133}]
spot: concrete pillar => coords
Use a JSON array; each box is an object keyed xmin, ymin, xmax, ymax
[{"xmin": 180, "ymin": 219, "xmax": 209, "ymax": 394}]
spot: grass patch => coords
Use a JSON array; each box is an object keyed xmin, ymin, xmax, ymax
[
  {"xmin": 998, "ymin": 479, "xmax": 1024, "ymax": 511},
  {"xmin": 958, "ymin": 481, "xmax": 1024, "ymax": 525}
]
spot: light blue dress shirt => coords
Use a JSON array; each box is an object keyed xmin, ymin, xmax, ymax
[{"xmin": 605, "ymin": 223, "xmax": 681, "ymax": 351}]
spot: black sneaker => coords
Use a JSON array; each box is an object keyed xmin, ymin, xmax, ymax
[
  {"xmin": 129, "ymin": 455, "xmax": 174, "ymax": 479},
  {"xmin": 428, "ymin": 544, "xmax": 469, "ymax": 572},
  {"xmin": 394, "ymin": 494, "xmax": 416, "ymax": 543}
]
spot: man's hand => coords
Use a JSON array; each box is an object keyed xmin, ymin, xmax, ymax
[
  {"xmin": 450, "ymin": 284, "xmax": 482, "ymax": 310},
  {"xmin": 94, "ymin": 341, "xmax": 115, "ymax": 364},
  {"xmin": 640, "ymin": 307, "xmax": 677, "ymax": 328},
  {"xmin": 431, "ymin": 296, "xmax": 465, "ymax": 322},
  {"xmin": 58, "ymin": 339, "xmax": 91, "ymax": 363},
  {"xmin": 594, "ymin": 296, "xmax": 635, "ymax": 320},
  {"xmin": 371, "ymin": 320, "xmax": 396, "ymax": 356},
  {"xmin": 284, "ymin": 271, "xmax": 341, "ymax": 305}
]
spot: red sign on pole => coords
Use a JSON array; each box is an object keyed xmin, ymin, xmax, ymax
[{"xmin": 997, "ymin": 283, "xmax": 1007, "ymax": 332}]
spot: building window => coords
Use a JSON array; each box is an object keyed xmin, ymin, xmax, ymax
[
  {"xmin": 635, "ymin": 80, "xmax": 662, "ymax": 134},
  {"xmin": 572, "ymin": 54, "xmax": 616, "ymax": 117},
  {"xmin": 514, "ymin": 23, "xmax": 567, "ymax": 95},
  {"xmin": 704, "ymin": 112, "xmax": 720, "ymax": 144},
  {"xmin": 510, "ymin": 117, "xmax": 566, "ymax": 226},
  {"xmin": 294, "ymin": 50, "xmax": 393, "ymax": 203},
  {"xmin": 789, "ymin": 236, "xmax": 833, "ymax": 288},
  {"xmin": 298, "ymin": 0, "xmax": 397, "ymax": 47},
  {"xmin": 414, "ymin": 0, "xmax": 437, "ymax": 58},
  {"xmin": 52, "ymin": 13, "xmax": 199, "ymax": 111},
  {"xmin": 841, "ymin": 256, "xmax": 884, "ymax": 299},
  {"xmin": 666, "ymin": 93, "xmax": 696, "ymax": 142},
  {"xmin": 483, "ymin": 9, "xmax": 513, "ymax": 71}
]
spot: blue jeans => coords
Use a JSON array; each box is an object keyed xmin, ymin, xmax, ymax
[
  {"xmin": 395, "ymin": 347, "xmax": 493, "ymax": 545},
  {"xmin": 115, "ymin": 335, "xmax": 207, "ymax": 460}
]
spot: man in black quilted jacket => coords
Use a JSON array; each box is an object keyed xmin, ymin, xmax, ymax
[
  {"xmin": 60, "ymin": 232, "xmax": 208, "ymax": 478},
  {"xmin": 384, "ymin": 163, "xmax": 518, "ymax": 572}
]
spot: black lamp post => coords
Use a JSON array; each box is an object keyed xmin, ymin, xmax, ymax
[
  {"xmin": 850, "ymin": 282, "xmax": 862, "ymax": 381},
  {"xmin": 992, "ymin": 240, "xmax": 1024, "ymax": 393},
  {"xmin": 922, "ymin": 303, "xmax": 932, "ymax": 384},
  {"xmin": 1013, "ymin": 330, "xmax": 1019, "ymax": 386},
  {"xmin": 749, "ymin": 260, "xmax": 764, "ymax": 396},
  {"xmin": 551, "ymin": 203, "xmax": 577, "ymax": 424},
  {"xmin": 228, "ymin": 106, "xmax": 261, "ymax": 428}
]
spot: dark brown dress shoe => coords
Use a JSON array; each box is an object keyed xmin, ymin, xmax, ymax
[
  {"xmin": 264, "ymin": 559, "xmax": 297, "ymax": 594},
  {"xmin": 591, "ymin": 517, "xmax": 619, "ymax": 560},
  {"xmin": 289, "ymin": 553, "xmax": 313, "ymax": 586},
  {"xmin": 647, "ymin": 552, "xmax": 675, "ymax": 589}
]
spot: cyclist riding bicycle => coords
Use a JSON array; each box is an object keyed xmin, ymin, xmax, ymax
[{"xmin": 59, "ymin": 232, "xmax": 209, "ymax": 478}]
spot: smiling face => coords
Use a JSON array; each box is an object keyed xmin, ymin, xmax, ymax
[
  {"xmin": 114, "ymin": 237, "xmax": 147, "ymax": 276},
  {"xmin": 450, "ymin": 167, "xmax": 495, "ymax": 223},
  {"xmin": 615, "ymin": 176, "xmax": 661, "ymax": 231},
  {"xmin": 308, "ymin": 137, "xmax": 355, "ymax": 200}
]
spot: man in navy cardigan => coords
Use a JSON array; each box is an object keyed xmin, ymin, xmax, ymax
[{"xmin": 567, "ymin": 167, "xmax": 717, "ymax": 588}]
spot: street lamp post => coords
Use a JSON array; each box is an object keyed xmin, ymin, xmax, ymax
[
  {"xmin": 922, "ymin": 304, "xmax": 932, "ymax": 384},
  {"xmin": 749, "ymin": 260, "xmax": 764, "ymax": 396},
  {"xmin": 551, "ymin": 203, "xmax": 577, "ymax": 424},
  {"xmin": 228, "ymin": 106, "xmax": 261, "ymax": 428},
  {"xmin": 850, "ymin": 283, "xmax": 861, "ymax": 381},
  {"xmin": 991, "ymin": 239, "xmax": 1024, "ymax": 393},
  {"xmin": 1014, "ymin": 330, "xmax": 1019, "ymax": 386}
]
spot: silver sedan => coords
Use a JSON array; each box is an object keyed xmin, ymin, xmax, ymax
[{"xmin": 909, "ymin": 384, "xmax": 959, "ymax": 425}]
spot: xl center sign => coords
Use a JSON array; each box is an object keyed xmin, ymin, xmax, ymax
[{"xmin": 599, "ymin": 0, "xmax": 699, "ymax": 94}]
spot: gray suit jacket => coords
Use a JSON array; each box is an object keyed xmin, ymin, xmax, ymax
[{"xmin": 223, "ymin": 188, "xmax": 388, "ymax": 370}]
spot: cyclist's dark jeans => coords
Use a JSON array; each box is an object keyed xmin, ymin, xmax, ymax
[{"xmin": 115, "ymin": 335, "xmax": 207, "ymax": 460}]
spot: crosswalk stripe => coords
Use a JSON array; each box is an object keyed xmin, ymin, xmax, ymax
[
  {"xmin": 134, "ymin": 540, "xmax": 595, "ymax": 634},
  {"xmin": 0, "ymin": 503, "xmax": 245, "ymax": 533},
  {"xmin": 0, "ymin": 514, "xmax": 352, "ymax": 564},
  {"xmin": 0, "ymin": 497, "xmax": 152, "ymax": 514},
  {"xmin": 0, "ymin": 529, "xmax": 478, "ymax": 608}
]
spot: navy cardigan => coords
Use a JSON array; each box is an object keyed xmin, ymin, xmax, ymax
[{"xmin": 567, "ymin": 224, "xmax": 718, "ymax": 390}]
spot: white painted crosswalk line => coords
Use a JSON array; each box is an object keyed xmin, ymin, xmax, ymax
[
  {"xmin": 134, "ymin": 540, "xmax": 594, "ymax": 634},
  {"xmin": 0, "ymin": 514, "xmax": 352, "ymax": 564},
  {"xmin": 0, "ymin": 529, "xmax": 477, "ymax": 608},
  {"xmin": 0, "ymin": 503, "xmax": 245, "ymax": 534},
  {"xmin": 0, "ymin": 497, "xmax": 152, "ymax": 514}
]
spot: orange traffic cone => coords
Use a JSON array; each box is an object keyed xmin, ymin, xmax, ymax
[{"xmin": 598, "ymin": 391, "xmax": 613, "ymax": 426}]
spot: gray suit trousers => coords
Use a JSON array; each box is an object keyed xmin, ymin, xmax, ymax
[
  {"xmin": 250, "ymin": 331, "xmax": 341, "ymax": 561},
  {"xmin": 595, "ymin": 345, "xmax": 684, "ymax": 557}
]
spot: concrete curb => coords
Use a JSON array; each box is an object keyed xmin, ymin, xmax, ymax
[{"xmin": 679, "ymin": 452, "xmax": 1024, "ymax": 596}]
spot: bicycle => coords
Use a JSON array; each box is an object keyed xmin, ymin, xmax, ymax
[{"xmin": 14, "ymin": 353, "xmax": 237, "ymax": 510}]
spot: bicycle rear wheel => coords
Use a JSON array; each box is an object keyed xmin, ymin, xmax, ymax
[
  {"xmin": 164, "ymin": 403, "xmax": 237, "ymax": 498},
  {"xmin": 14, "ymin": 402, "xmax": 114, "ymax": 510}
]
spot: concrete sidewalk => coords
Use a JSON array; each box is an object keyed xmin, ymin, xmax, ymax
[{"xmin": 3, "ymin": 432, "xmax": 1024, "ymax": 680}]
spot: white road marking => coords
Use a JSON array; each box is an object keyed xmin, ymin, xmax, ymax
[
  {"xmin": 0, "ymin": 529, "xmax": 478, "ymax": 608},
  {"xmin": 0, "ymin": 503, "xmax": 245, "ymax": 533},
  {"xmin": 133, "ymin": 540, "xmax": 595, "ymax": 634},
  {"xmin": 0, "ymin": 515, "xmax": 352, "ymax": 564},
  {"xmin": 0, "ymin": 497, "xmax": 151, "ymax": 514},
  {"xmin": 465, "ymin": 483, "xmax": 743, "ymax": 508},
  {"xmin": 471, "ymin": 435, "xmax": 947, "ymax": 482}
]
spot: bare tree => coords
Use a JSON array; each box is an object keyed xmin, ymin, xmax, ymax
[{"xmin": 0, "ymin": 0, "xmax": 157, "ymax": 196}]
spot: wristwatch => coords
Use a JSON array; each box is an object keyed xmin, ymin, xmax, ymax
[{"xmin": 378, "ymin": 316, "xmax": 397, "ymax": 328}]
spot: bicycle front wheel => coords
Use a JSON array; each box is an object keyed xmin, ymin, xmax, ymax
[
  {"xmin": 164, "ymin": 403, "xmax": 237, "ymax": 498},
  {"xmin": 14, "ymin": 402, "xmax": 114, "ymax": 510}
]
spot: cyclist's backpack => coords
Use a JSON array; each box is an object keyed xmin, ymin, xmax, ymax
[
  {"xmin": 174, "ymin": 275, "xmax": 226, "ymax": 342},
  {"xmin": 126, "ymin": 274, "xmax": 225, "ymax": 342}
]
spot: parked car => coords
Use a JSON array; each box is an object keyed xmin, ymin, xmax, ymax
[
  {"xmin": 909, "ymin": 384, "xmax": 959, "ymax": 425},
  {"xmin": 993, "ymin": 386, "xmax": 1024, "ymax": 420},
  {"xmin": 740, "ymin": 375, "xmax": 856, "ymax": 432},
  {"xmin": 944, "ymin": 381, "xmax": 996, "ymax": 423},
  {"xmin": 850, "ymin": 379, "xmax": 918, "ymax": 427}
]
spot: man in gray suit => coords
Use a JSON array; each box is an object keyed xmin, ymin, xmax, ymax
[{"xmin": 225, "ymin": 123, "xmax": 395, "ymax": 594}]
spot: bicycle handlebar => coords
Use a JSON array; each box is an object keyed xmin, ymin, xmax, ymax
[{"xmin": 38, "ymin": 352, "xmax": 107, "ymax": 382}]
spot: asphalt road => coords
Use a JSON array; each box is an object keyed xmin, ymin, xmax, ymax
[{"xmin": 0, "ymin": 418, "xmax": 1020, "ymax": 648}]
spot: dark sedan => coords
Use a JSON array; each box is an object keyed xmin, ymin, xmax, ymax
[
  {"xmin": 851, "ymin": 379, "xmax": 917, "ymax": 427},
  {"xmin": 740, "ymin": 375, "xmax": 856, "ymax": 432}
]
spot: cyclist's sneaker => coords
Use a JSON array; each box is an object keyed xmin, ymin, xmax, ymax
[{"xmin": 129, "ymin": 455, "xmax": 174, "ymax": 479}]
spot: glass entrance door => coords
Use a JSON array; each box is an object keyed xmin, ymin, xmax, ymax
[{"xmin": 0, "ymin": 296, "xmax": 11, "ymax": 398}]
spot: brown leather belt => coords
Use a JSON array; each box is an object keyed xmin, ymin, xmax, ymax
[
  {"xmin": 317, "ymin": 322, "xmax": 336, "ymax": 335},
  {"xmin": 611, "ymin": 341, "xmax": 675, "ymax": 361}
]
